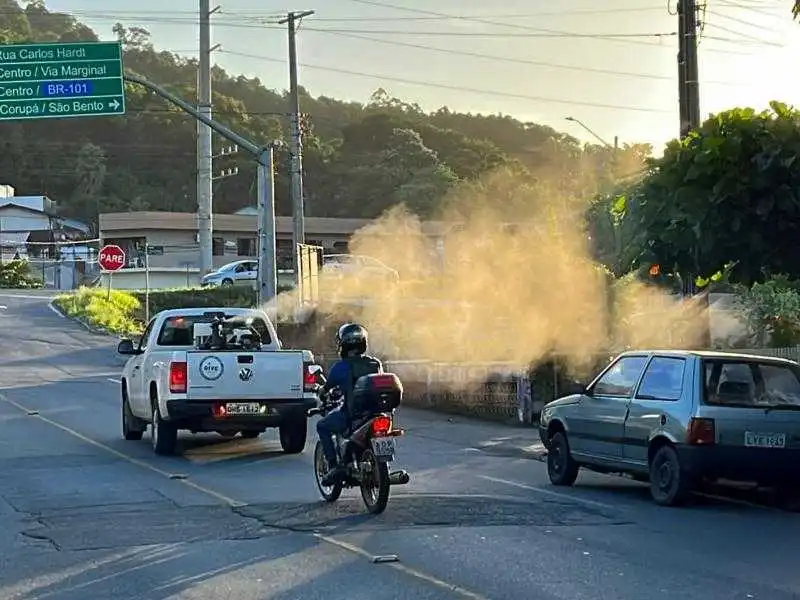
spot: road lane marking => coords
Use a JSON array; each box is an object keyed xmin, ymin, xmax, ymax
[
  {"xmin": 0, "ymin": 392, "xmax": 244, "ymax": 508},
  {"xmin": 47, "ymin": 300, "xmax": 65, "ymax": 318},
  {"xmin": 479, "ymin": 475, "xmax": 615, "ymax": 510},
  {"xmin": 0, "ymin": 391, "xmax": 488, "ymax": 600},
  {"xmin": 0, "ymin": 293, "xmax": 52, "ymax": 299},
  {"xmin": 315, "ymin": 533, "xmax": 489, "ymax": 600}
]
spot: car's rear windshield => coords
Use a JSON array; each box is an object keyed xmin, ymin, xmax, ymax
[
  {"xmin": 702, "ymin": 358, "xmax": 800, "ymax": 409},
  {"xmin": 157, "ymin": 314, "xmax": 272, "ymax": 346}
]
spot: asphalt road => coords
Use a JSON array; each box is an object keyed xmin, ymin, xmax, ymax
[{"xmin": 2, "ymin": 291, "xmax": 800, "ymax": 600}]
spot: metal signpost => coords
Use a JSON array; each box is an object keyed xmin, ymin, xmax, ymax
[{"xmin": 0, "ymin": 41, "xmax": 125, "ymax": 121}]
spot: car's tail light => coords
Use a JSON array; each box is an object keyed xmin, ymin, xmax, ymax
[
  {"xmin": 303, "ymin": 364, "xmax": 317, "ymax": 391},
  {"xmin": 371, "ymin": 415, "xmax": 392, "ymax": 437},
  {"xmin": 169, "ymin": 361, "xmax": 187, "ymax": 393},
  {"xmin": 687, "ymin": 417, "xmax": 715, "ymax": 445}
]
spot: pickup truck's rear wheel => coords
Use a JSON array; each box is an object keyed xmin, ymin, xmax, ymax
[
  {"xmin": 151, "ymin": 403, "xmax": 177, "ymax": 456},
  {"xmin": 122, "ymin": 387, "xmax": 145, "ymax": 441},
  {"xmin": 279, "ymin": 418, "xmax": 307, "ymax": 454}
]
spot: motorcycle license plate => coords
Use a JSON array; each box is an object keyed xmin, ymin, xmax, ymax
[{"xmin": 371, "ymin": 437, "xmax": 395, "ymax": 459}]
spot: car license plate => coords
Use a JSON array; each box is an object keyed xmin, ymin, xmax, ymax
[
  {"xmin": 225, "ymin": 402, "xmax": 262, "ymax": 415},
  {"xmin": 744, "ymin": 431, "xmax": 786, "ymax": 448},
  {"xmin": 371, "ymin": 437, "xmax": 395, "ymax": 459}
]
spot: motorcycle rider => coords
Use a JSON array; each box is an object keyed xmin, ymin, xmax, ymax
[{"xmin": 317, "ymin": 323, "xmax": 383, "ymax": 486}]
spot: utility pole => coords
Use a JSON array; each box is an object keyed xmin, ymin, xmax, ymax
[
  {"xmin": 677, "ymin": 0, "xmax": 709, "ymax": 346},
  {"xmin": 197, "ymin": 0, "xmax": 220, "ymax": 276},
  {"xmin": 677, "ymin": 0, "xmax": 700, "ymax": 138},
  {"xmin": 279, "ymin": 10, "xmax": 314, "ymax": 283}
]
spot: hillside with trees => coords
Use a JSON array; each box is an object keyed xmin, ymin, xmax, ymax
[{"xmin": 0, "ymin": 0, "xmax": 646, "ymax": 231}]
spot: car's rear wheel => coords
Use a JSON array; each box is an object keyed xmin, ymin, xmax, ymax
[
  {"xmin": 547, "ymin": 431, "xmax": 580, "ymax": 486},
  {"xmin": 649, "ymin": 444, "xmax": 690, "ymax": 506},
  {"xmin": 279, "ymin": 418, "xmax": 307, "ymax": 454}
]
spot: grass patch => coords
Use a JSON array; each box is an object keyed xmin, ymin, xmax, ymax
[
  {"xmin": 53, "ymin": 286, "xmax": 292, "ymax": 336},
  {"xmin": 53, "ymin": 288, "xmax": 142, "ymax": 335}
]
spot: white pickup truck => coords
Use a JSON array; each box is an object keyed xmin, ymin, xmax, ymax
[{"xmin": 116, "ymin": 306, "xmax": 318, "ymax": 456}]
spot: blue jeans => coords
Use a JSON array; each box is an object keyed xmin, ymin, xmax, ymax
[{"xmin": 316, "ymin": 407, "xmax": 348, "ymax": 467}]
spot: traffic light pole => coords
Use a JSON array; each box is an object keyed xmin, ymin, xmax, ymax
[{"xmin": 122, "ymin": 73, "xmax": 281, "ymax": 304}]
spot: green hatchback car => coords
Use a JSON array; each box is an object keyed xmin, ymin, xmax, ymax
[{"xmin": 539, "ymin": 350, "xmax": 800, "ymax": 506}]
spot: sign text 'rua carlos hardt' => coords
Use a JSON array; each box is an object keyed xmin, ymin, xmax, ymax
[{"xmin": 0, "ymin": 41, "xmax": 125, "ymax": 121}]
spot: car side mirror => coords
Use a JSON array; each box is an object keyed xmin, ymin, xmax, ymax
[{"xmin": 117, "ymin": 339, "xmax": 138, "ymax": 355}]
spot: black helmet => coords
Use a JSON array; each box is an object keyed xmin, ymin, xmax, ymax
[{"xmin": 336, "ymin": 323, "xmax": 368, "ymax": 358}]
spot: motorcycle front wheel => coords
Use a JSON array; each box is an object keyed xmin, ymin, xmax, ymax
[
  {"xmin": 314, "ymin": 441, "xmax": 343, "ymax": 502},
  {"xmin": 360, "ymin": 448, "xmax": 390, "ymax": 514}
]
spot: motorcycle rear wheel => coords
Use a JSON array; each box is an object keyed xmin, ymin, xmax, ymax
[
  {"xmin": 314, "ymin": 441, "xmax": 343, "ymax": 502},
  {"xmin": 360, "ymin": 448, "xmax": 390, "ymax": 514}
]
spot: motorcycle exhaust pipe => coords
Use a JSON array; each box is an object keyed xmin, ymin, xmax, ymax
[{"xmin": 389, "ymin": 470, "xmax": 410, "ymax": 485}]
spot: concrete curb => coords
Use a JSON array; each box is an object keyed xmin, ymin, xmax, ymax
[{"xmin": 48, "ymin": 298, "xmax": 118, "ymax": 337}]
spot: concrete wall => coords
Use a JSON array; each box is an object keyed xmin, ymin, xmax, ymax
[{"xmin": 97, "ymin": 268, "xmax": 203, "ymax": 290}]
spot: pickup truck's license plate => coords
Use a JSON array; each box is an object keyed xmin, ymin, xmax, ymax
[
  {"xmin": 744, "ymin": 431, "xmax": 786, "ymax": 448},
  {"xmin": 371, "ymin": 437, "xmax": 395, "ymax": 460},
  {"xmin": 225, "ymin": 402, "xmax": 262, "ymax": 416}
]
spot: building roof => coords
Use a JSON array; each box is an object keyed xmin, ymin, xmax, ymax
[{"xmin": 99, "ymin": 211, "xmax": 454, "ymax": 236}]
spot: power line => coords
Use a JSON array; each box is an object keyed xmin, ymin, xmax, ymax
[
  {"xmin": 338, "ymin": 0, "xmax": 681, "ymax": 48},
  {"xmin": 3, "ymin": 7, "xmax": 768, "ymax": 55},
  {"xmin": 703, "ymin": 14, "xmax": 782, "ymax": 46},
  {"xmin": 299, "ymin": 27, "xmax": 753, "ymax": 87},
  {"xmin": 283, "ymin": 26, "xmax": 679, "ymax": 40},
  {"xmin": 220, "ymin": 50, "xmax": 673, "ymax": 114}
]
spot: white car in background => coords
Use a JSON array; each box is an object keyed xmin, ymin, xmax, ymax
[{"xmin": 322, "ymin": 254, "xmax": 400, "ymax": 282}]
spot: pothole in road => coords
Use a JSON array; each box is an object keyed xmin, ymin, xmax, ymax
[
  {"xmin": 238, "ymin": 493, "xmax": 630, "ymax": 533},
  {"xmin": 18, "ymin": 505, "xmax": 268, "ymax": 551},
  {"xmin": 17, "ymin": 493, "xmax": 628, "ymax": 551}
]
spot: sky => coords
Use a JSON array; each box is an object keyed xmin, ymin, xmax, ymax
[{"xmin": 43, "ymin": 0, "xmax": 800, "ymax": 153}]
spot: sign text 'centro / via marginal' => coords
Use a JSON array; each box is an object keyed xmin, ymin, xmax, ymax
[{"xmin": 0, "ymin": 41, "xmax": 125, "ymax": 121}]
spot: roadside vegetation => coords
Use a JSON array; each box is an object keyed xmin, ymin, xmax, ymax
[
  {"xmin": 53, "ymin": 287, "xmax": 141, "ymax": 335},
  {"xmin": 53, "ymin": 286, "xmax": 264, "ymax": 335},
  {"xmin": 0, "ymin": 260, "xmax": 43, "ymax": 289}
]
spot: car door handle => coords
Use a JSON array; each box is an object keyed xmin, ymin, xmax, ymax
[{"xmin": 133, "ymin": 366, "xmax": 140, "ymax": 370}]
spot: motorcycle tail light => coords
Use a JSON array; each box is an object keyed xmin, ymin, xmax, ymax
[{"xmin": 371, "ymin": 415, "xmax": 392, "ymax": 437}]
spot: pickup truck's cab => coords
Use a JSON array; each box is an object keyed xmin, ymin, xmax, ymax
[
  {"xmin": 540, "ymin": 350, "xmax": 800, "ymax": 506},
  {"xmin": 117, "ymin": 306, "xmax": 318, "ymax": 456}
]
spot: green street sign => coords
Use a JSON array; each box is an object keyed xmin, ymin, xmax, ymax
[{"xmin": 0, "ymin": 41, "xmax": 125, "ymax": 121}]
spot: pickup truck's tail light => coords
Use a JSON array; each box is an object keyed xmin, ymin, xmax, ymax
[
  {"xmin": 169, "ymin": 361, "xmax": 187, "ymax": 394},
  {"xmin": 371, "ymin": 415, "xmax": 392, "ymax": 437},
  {"xmin": 687, "ymin": 417, "xmax": 715, "ymax": 445},
  {"xmin": 303, "ymin": 364, "xmax": 317, "ymax": 391}
]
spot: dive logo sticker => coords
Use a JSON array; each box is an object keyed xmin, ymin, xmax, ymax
[{"xmin": 199, "ymin": 356, "xmax": 224, "ymax": 380}]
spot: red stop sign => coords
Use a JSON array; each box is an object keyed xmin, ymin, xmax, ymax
[{"xmin": 98, "ymin": 244, "xmax": 126, "ymax": 271}]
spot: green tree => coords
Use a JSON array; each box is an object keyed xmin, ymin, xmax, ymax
[{"xmin": 623, "ymin": 102, "xmax": 800, "ymax": 286}]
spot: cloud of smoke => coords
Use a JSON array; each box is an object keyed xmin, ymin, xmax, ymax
[{"xmin": 280, "ymin": 161, "xmax": 708, "ymax": 382}]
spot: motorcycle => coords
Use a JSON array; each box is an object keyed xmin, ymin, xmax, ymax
[{"xmin": 307, "ymin": 365, "xmax": 410, "ymax": 514}]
